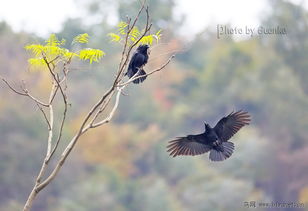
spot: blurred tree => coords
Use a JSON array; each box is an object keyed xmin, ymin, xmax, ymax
[{"xmin": 261, "ymin": 0, "xmax": 308, "ymax": 93}]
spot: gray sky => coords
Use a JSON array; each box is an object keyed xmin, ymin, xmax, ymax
[{"xmin": 0, "ymin": 0, "xmax": 306, "ymax": 37}]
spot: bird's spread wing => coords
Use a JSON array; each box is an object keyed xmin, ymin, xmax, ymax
[
  {"xmin": 167, "ymin": 136, "xmax": 211, "ymax": 157},
  {"xmin": 214, "ymin": 110, "xmax": 251, "ymax": 142}
]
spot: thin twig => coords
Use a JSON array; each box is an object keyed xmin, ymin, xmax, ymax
[
  {"xmin": 118, "ymin": 54, "xmax": 175, "ymax": 87},
  {"xmin": 2, "ymin": 78, "xmax": 49, "ymax": 107},
  {"xmin": 36, "ymin": 103, "xmax": 51, "ymax": 130},
  {"xmin": 49, "ymin": 56, "xmax": 60, "ymax": 64},
  {"xmin": 43, "ymin": 56, "xmax": 67, "ymax": 105}
]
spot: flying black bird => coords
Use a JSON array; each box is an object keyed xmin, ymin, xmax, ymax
[
  {"xmin": 167, "ymin": 111, "xmax": 251, "ymax": 161},
  {"xmin": 126, "ymin": 44, "xmax": 150, "ymax": 84}
]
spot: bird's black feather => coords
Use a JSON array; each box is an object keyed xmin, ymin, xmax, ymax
[
  {"xmin": 126, "ymin": 45, "xmax": 149, "ymax": 84},
  {"xmin": 214, "ymin": 110, "xmax": 251, "ymax": 142},
  {"xmin": 166, "ymin": 111, "xmax": 251, "ymax": 162},
  {"xmin": 209, "ymin": 142, "xmax": 234, "ymax": 161}
]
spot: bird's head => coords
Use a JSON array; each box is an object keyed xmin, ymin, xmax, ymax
[{"xmin": 137, "ymin": 44, "xmax": 150, "ymax": 54}]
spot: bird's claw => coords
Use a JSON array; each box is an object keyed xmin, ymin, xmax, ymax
[{"xmin": 213, "ymin": 140, "xmax": 220, "ymax": 146}]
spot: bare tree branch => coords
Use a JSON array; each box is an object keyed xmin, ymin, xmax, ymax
[
  {"xmin": 36, "ymin": 103, "xmax": 51, "ymax": 130},
  {"xmin": 89, "ymin": 89, "xmax": 116, "ymax": 127},
  {"xmin": 42, "ymin": 57, "xmax": 69, "ymax": 162},
  {"xmin": 43, "ymin": 56, "xmax": 67, "ymax": 104},
  {"xmin": 22, "ymin": 81, "xmax": 56, "ymax": 211},
  {"xmin": 45, "ymin": 92, "xmax": 62, "ymax": 162},
  {"xmin": 2, "ymin": 78, "xmax": 49, "ymax": 107},
  {"xmin": 46, "ymin": 105, "xmax": 66, "ymax": 162},
  {"xmin": 91, "ymin": 87, "xmax": 124, "ymax": 128},
  {"xmin": 118, "ymin": 54, "xmax": 175, "ymax": 87}
]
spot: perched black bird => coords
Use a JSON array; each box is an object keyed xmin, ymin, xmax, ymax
[
  {"xmin": 167, "ymin": 111, "xmax": 251, "ymax": 161},
  {"xmin": 126, "ymin": 44, "xmax": 150, "ymax": 84}
]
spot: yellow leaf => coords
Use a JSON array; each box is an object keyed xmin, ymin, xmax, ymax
[
  {"xmin": 27, "ymin": 58, "xmax": 48, "ymax": 71},
  {"xmin": 108, "ymin": 33, "xmax": 121, "ymax": 42},
  {"xmin": 118, "ymin": 21, "xmax": 128, "ymax": 35},
  {"xmin": 46, "ymin": 34, "xmax": 65, "ymax": 46},
  {"xmin": 78, "ymin": 48, "xmax": 105, "ymax": 64},
  {"xmin": 25, "ymin": 44, "xmax": 45, "ymax": 57},
  {"xmin": 72, "ymin": 33, "xmax": 89, "ymax": 44}
]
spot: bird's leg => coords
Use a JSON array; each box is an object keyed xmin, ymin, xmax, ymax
[
  {"xmin": 139, "ymin": 65, "xmax": 145, "ymax": 73},
  {"xmin": 213, "ymin": 140, "xmax": 221, "ymax": 146},
  {"xmin": 133, "ymin": 67, "xmax": 140, "ymax": 76},
  {"xmin": 134, "ymin": 65, "xmax": 145, "ymax": 76}
]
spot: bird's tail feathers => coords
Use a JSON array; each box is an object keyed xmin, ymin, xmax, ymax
[
  {"xmin": 209, "ymin": 142, "xmax": 234, "ymax": 161},
  {"xmin": 133, "ymin": 69, "xmax": 147, "ymax": 84}
]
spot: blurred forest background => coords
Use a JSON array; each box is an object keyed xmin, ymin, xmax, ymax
[{"xmin": 0, "ymin": 0, "xmax": 308, "ymax": 210}]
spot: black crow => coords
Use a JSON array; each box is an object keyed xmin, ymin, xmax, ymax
[
  {"xmin": 167, "ymin": 111, "xmax": 251, "ymax": 161},
  {"xmin": 126, "ymin": 44, "xmax": 149, "ymax": 84}
]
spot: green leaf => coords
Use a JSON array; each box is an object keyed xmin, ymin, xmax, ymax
[
  {"xmin": 78, "ymin": 48, "xmax": 105, "ymax": 64},
  {"xmin": 73, "ymin": 33, "xmax": 89, "ymax": 44}
]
